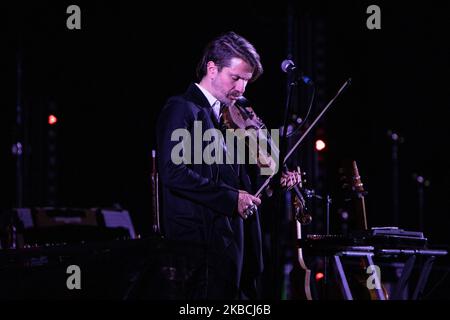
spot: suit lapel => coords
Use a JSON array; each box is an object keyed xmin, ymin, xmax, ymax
[{"xmin": 184, "ymin": 84, "xmax": 240, "ymax": 187}]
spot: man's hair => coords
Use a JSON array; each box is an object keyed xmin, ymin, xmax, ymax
[{"xmin": 196, "ymin": 31, "xmax": 263, "ymax": 83}]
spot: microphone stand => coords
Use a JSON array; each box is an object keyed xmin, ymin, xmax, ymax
[
  {"xmin": 301, "ymin": 188, "xmax": 332, "ymax": 297},
  {"xmin": 12, "ymin": 49, "xmax": 24, "ymax": 208},
  {"xmin": 255, "ymin": 79, "xmax": 352, "ymax": 197},
  {"xmin": 267, "ymin": 72, "xmax": 296, "ymax": 300},
  {"xmin": 413, "ymin": 173, "xmax": 429, "ymax": 231},
  {"xmin": 264, "ymin": 77, "xmax": 350, "ymax": 300},
  {"xmin": 387, "ymin": 130, "xmax": 401, "ymax": 226}
]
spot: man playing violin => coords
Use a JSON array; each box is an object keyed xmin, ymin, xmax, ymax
[{"xmin": 156, "ymin": 31, "xmax": 300, "ymax": 299}]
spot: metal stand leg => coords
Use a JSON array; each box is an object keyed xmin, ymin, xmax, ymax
[
  {"xmin": 332, "ymin": 255, "xmax": 353, "ymax": 300},
  {"xmin": 392, "ymin": 255, "xmax": 416, "ymax": 300},
  {"xmin": 365, "ymin": 254, "xmax": 386, "ymax": 300},
  {"xmin": 412, "ymin": 256, "xmax": 435, "ymax": 300}
]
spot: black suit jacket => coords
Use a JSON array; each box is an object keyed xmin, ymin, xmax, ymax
[{"xmin": 156, "ymin": 84, "xmax": 263, "ymax": 294}]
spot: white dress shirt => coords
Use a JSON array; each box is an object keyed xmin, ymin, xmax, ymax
[{"xmin": 195, "ymin": 83, "xmax": 221, "ymax": 121}]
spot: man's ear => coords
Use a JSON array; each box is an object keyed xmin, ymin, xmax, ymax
[{"xmin": 206, "ymin": 61, "xmax": 218, "ymax": 78}]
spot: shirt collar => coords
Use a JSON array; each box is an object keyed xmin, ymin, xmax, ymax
[{"xmin": 195, "ymin": 83, "xmax": 219, "ymax": 107}]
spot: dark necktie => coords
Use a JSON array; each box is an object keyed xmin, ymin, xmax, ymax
[{"xmin": 218, "ymin": 103, "xmax": 227, "ymax": 132}]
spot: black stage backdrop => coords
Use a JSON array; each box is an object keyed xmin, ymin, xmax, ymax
[{"xmin": 1, "ymin": 1, "xmax": 449, "ymax": 251}]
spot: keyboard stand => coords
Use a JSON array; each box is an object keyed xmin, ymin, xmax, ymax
[
  {"xmin": 330, "ymin": 247, "xmax": 447, "ymax": 300},
  {"xmin": 377, "ymin": 248, "xmax": 447, "ymax": 300},
  {"xmin": 331, "ymin": 247, "xmax": 386, "ymax": 300}
]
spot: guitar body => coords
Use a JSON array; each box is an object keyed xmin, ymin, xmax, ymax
[
  {"xmin": 289, "ymin": 185, "xmax": 313, "ymax": 300},
  {"xmin": 289, "ymin": 173, "xmax": 313, "ymax": 300},
  {"xmin": 289, "ymin": 263, "xmax": 312, "ymax": 300},
  {"xmin": 289, "ymin": 219, "xmax": 313, "ymax": 300}
]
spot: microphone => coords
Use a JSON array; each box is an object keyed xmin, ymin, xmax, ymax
[{"xmin": 281, "ymin": 59, "xmax": 314, "ymax": 86}]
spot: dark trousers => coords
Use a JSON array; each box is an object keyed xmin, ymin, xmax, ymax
[{"xmin": 186, "ymin": 256, "xmax": 238, "ymax": 300}]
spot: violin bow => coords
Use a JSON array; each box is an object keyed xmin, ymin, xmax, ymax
[{"xmin": 255, "ymin": 78, "xmax": 352, "ymax": 198}]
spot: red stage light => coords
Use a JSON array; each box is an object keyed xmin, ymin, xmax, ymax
[
  {"xmin": 315, "ymin": 272, "xmax": 324, "ymax": 281},
  {"xmin": 48, "ymin": 114, "xmax": 58, "ymax": 125},
  {"xmin": 315, "ymin": 139, "xmax": 326, "ymax": 151}
]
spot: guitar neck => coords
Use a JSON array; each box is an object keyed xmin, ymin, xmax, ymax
[
  {"xmin": 355, "ymin": 196, "xmax": 368, "ymax": 230},
  {"xmin": 351, "ymin": 160, "xmax": 368, "ymax": 230}
]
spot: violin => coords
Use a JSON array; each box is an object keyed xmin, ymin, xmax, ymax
[
  {"xmin": 221, "ymin": 96, "xmax": 278, "ymax": 177},
  {"xmin": 221, "ymin": 97, "xmax": 309, "ymax": 221}
]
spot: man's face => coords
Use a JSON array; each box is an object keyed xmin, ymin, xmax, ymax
[{"xmin": 210, "ymin": 57, "xmax": 253, "ymax": 106}]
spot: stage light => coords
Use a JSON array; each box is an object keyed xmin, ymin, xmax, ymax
[
  {"xmin": 315, "ymin": 139, "xmax": 326, "ymax": 151},
  {"xmin": 48, "ymin": 114, "xmax": 58, "ymax": 125},
  {"xmin": 315, "ymin": 272, "xmax": 324, "ymax": 281}
]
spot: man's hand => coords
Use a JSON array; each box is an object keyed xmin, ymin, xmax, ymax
[
  {"xmin": 280, "ymin": 170, "xmax": 302, "ymax": 190},
  {"xmin": 237, "ymin": 190, "xmax": 261, "ymax": 219}
]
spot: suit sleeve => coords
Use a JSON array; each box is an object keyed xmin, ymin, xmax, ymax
[{"xmin": 156, "ymin": 97, "xmax": 238, "ymax": 216}]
